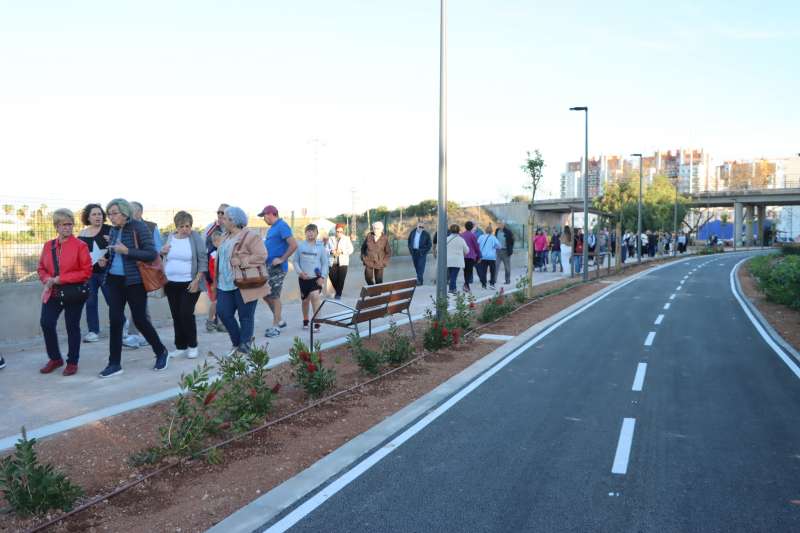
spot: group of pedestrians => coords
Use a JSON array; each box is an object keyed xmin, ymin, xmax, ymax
[{"xmin": 620, "ymin": 230, "xmax": 688, "ymax": 262}]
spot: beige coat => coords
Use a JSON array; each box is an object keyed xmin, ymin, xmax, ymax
[{"xmin": 217, "ymin": 229, "xmax": 269, "ymax": 303}]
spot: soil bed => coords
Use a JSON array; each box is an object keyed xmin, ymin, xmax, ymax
[
  {"xmin": 1, "ymin": 255, "xmax": 685, "ymax": 533},
  {"xmin": 738, "ymin": 260, "xmax": 800, "ymax": 353}
]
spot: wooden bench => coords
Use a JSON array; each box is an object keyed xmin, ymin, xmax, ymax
[{"xmin": 309, "ymin": 278, "xmax": 417, "ymax": 346}]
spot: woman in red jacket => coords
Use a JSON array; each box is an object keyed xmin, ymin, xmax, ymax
[{"xmin": 37, "ymin": 209, "xmax": 93, "ymax": 376}]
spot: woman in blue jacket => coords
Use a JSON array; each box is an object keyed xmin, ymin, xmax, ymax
[{"xmin": 98, "ymin": 198, "xmax": 168, "ymax": 377}]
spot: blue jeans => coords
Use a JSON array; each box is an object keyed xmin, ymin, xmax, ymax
[
  {"xmin": 550, "ymin": 251, "xmax": 561, "ymax": 272},
  {"xmin": 574, "ymin": 254, "xmax": 583, "ymax": 273},
  {"xmin": 41, "ymin": 297, "xmax": 85, "ymax": 364},
  {"xmin": 217, "ymin": 289, "xmax": 258, "ymax": 350},
  {"xmin": 85, "ymin": 271, "xmax": 109, "ymax": 334},
  {"xmin": 447, "ymin": 267, "xmax": 460, "ymax": 292},
  {"xmin": 411, "ymin": 251, "xmax": 427, "ymax": 283}
]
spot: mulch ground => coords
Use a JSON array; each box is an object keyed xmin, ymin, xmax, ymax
[{"xmin": 0, "ymin": 256, "xmax": 685, "ymax": 533}]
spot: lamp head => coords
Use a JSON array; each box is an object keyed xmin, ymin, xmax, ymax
[
  {"xmin": 569, "ymin": 106, "xmax": 588, "ymax": 111},
  {"xmin": 631, "ymin": 153, "xmax": 642, "ymax": 157}
]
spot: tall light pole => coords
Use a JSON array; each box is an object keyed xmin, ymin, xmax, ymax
[
  {"xmin": 673, "ymin": 177, "xmax": 679, "ymax": 255},
  {"xmin": 435, "ymin": 0, "xmax": 448, "ymax": 309},
  {"xmin": 631, "ymin": 153, "xmax": 643, "ymax": 262},
  {"xmin": 570, "ymin": 106, "xmax": 588, "ymax": 281}
]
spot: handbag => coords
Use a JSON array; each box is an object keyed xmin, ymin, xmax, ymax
[
  {"xmin": 50, "ymin": 241, "xmax": 90, "ymax": 305},
  {"xmin": 132, "ymin": 228, "xmax": 167, "ymax": 293},
  {"xmin": 232, "ymin": 232, "xmax": 268, "ymax": 289}
]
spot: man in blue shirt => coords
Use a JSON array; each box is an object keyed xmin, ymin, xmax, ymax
[{"xmin": 259, "ymin": 205, "xmax": 297, "ymax": 337}]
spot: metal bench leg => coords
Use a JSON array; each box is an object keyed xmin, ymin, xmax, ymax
[
  {"xmin": 368, "ymin": 320, "xmax": 372, "ymax": 338},
  {"xmin": 407, "ymin": 309, "xmax": 415, "ymax": 340},
  {"xmin": 310, "ymin": 326, "xmax": 314, "ymax": 349}
]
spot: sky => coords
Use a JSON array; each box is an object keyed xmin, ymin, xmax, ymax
[{"xmin": 1, "ymin": 0, "xmax": 798, "ymax": 218}]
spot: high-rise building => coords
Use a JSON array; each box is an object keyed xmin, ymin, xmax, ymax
[{"xmin": 717, "ymin": 159, "xmax": 777, "ymax": 190}]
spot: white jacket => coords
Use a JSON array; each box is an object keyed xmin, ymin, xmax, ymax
[
  {"xmin": 326, "ymin": 235, "xmax": 354, "ymax": 267},
  {"xmin": 446, "ymin": 233, "xmax": 469, "ymax": 269}
]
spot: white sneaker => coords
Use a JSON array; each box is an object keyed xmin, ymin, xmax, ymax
[
  {"xmin": 83, "ymin": 332, "xmax": 100, "ymax": 343},
  {"xmin": 168, "ymin": 349, "xmax": 187, "ymax": 358},
  {"xmin": 122, "ymin": 335, "xmax": 140, "ymax": 348},
  {"xmin": 225, "ymin": 347, "xmax": 238, "ymax": 358},
  {"xmin": 186, "ymin": 347, "xmax": 199, "ymax": 359}
]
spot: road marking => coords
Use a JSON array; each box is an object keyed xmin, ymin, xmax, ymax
[
  {"xmin": 478, "ymin": 334, "xmax": 515, "ymax": 342},
  {"xmin": 654, "ymin": 314, "xmax": 664, "ymax": 325},
  {"xmin": 644, "ymin": 331, "xmax": 656, "ymax": 346},
  {"xmin": 683, "ymin": 276, "xmax": 689, "ymax": 280},
  {"xmin": 663, "ymin": 303, "xmax": 671, "ymax": 310},
  {"xmin": 612, "ymin": 418, "xmax": 637, "ymax": 474},
  {"xmin": 676, "ymin": 285, "xmax": 682, "ymax": 291},
  {"xmin": 632, "ymin": 363, "xmax": 647, "ymax": 391},
  {"xmin": 669, "ymin": 293, "xmax": 676, "ymax": 300},
  {"xmin": 679, "ymin": 280, "xmax": 685, "ymax": 285},
  {"xmin": 731, "ymin": 258, "xmax": 800, "ymax": 380}
]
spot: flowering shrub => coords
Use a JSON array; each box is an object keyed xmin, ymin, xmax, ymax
[
  {"xmin": 348, "ymin": 332, "xmax": 384, "ymax": 375},
  {"xmin": 422, "ymin": 295, "xmax": 470, "ymax": 351},
  {"xmin": 477, "ymin": 287, "xmax": 516, "ymax": 323},
  {"xmin": 216, "ymin": 345, "xmax": 275, "ymax": 434},
  {"xmin": 381, "ymin": 321, "xmax": 415, "ymax": 365},
  {"xmin": 749, "ymin": 255, "xmax": 800, "ymax": 310},
  {"xmin": 289, "ymin": 337, "xmax": 336, "ymax": 398}
]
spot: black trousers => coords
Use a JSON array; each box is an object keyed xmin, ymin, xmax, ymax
[
  {"xmin": 106, "ymin": 274, "xmax": 166, "ymax": 366},
  {"xmin": 329, "ymin": 264, "xmax": 348, "ymax": 297},
  {"xmin": 364, "ymin": 267, "xmax": 384, "ymax": 285},
  {"xmin": 41, "ymin": 297, "xmax": 84, "ymax": 364},
  {"xmin": 165, "ymin": 281, "xmax": 201, "ymax": 350},
  {"xmin": 463, "ymin": 258, "xmax": 476, "ymax": 286},
  {"xmin": 476, "ymin": 260, "xmax": 496, "ymax": 287}
]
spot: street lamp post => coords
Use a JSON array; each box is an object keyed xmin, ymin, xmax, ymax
[
  {"xmin": 435, "ymin": 0, "xmax": 448, "ymax": 310},
  {"xmin": 631, "ymin": 153, "xmax": 643, "ymax": 262},
  {"xmin": 673, "ymin": 177, "xmax": 679, "ymax": 255},
  {"xmin": 570, "ymin": 106, "xmax": 588, "ymax": 281}
]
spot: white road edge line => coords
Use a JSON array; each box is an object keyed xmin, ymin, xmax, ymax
[
  {"xmin": 612, "ymin": 418, "xmax": 637, "ymax": 474},
  {"xmin": 631, "ymin": 363, "xmax": 647, "ymax": 391},
  {"xmin": 663, "ymin": 303, "xmax": 671, "ymax": 310},
  {"xmin": 654, "ymin": 314, "xmax": 664, "ymax": 325},
  {"xmin": 644, "ymin": 331, "xmax": 656, "ymax": 346},
  {"xmin": 731, "ymin": 257, "xmax": 800, "ymax": 380},
  {"xmin": 259, "ymin": 255, "xmax": 700, "ymax": 533}
]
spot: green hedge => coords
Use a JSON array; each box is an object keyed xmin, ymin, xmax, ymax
[{"xmin": 748, "ymin": 255, "xmax": 800, "ymax": 310}]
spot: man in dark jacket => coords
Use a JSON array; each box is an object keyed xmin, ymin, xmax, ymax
[
  {"xmin": 407, "ymin": 220, "xmax": 432, "ymax": 285},
  {"xmin": 494, "ymin": 221, "xmax": 515, "ymax": 285}
]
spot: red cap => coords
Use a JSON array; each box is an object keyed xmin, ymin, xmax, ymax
[{"xmin": 257, "ymin": 205, "xmax": 278, "ymax": 217}]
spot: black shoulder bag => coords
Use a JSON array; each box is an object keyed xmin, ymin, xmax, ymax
[{"xmin": 50, "ymin": 241, "xmax": 90, "ymax": 305}]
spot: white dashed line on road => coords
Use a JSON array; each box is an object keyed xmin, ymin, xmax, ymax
[
  {"xmin": 644, "ymin": 331, "xmax": 656, "ymax": 346},
  {"xmin": 669, "ymin": 294, "xmax": 676, "ymax": 300},
  {"xmin": 654, "ymin": 314, "xmax": 664, "ymax": 325},
  {"xmin": 663, "ymin": 302, "xmax": 671, "ymax": 310},
  {"xmin": 632, "ymin": 363, "xmax": 647, "ymax": 391},
  {"xmin": 676, "ymin": 285, "xmax": 682, "ymax": 291},
  {"xmin": 612, "ymin": 418, "xmax": 637, "ymax": 474}
]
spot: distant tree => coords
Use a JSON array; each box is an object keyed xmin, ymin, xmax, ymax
[{"xmin": 511, "ymin": 194, "xmax": 530, "ymax": 203}]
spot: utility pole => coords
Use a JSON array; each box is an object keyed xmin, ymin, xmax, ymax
[{"xmin": 435, "ymin": 0, "xmax": 448, "ymax": 311}]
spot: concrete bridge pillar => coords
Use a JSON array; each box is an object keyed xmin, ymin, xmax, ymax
[
  {"xmin": 745, "ymin": 205, "xmax": 755, "ymax": 247},
  {"xmin": 757, "ymin": 205, "xmax": 767, "ymax": 246},
  {"xmin": 733, "ymin": 201, "xmax": 743, "ymax": 249}
]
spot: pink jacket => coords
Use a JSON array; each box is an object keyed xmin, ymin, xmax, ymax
[{"xmin": 534, "ymin": 234, "xmax": 548, "ymax": 252}]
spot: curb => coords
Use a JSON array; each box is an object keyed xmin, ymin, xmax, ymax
[
  {"xmin": 207, "ymin": 253, "xmax": 701, "ymax": 533},
  {"xmin": 731, "ymin": 255, "xmax": 800, "ymax": 367}
]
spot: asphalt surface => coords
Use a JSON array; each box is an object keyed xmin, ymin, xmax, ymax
[{"xmin": 264, "ymin": 252, "xmax": 800, "ymax": 533}]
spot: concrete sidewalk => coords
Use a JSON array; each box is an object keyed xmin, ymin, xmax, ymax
[{"xmin": 1, "ymin": 252, "xmax": 584, "ymax": 448}]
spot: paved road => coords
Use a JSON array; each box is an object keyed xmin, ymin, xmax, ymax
[{"xmin": 264, "ymin": 252, "xmax": 800, "ymax": 532}]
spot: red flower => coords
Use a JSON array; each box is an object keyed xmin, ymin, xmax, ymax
[
  {"xmin": 432, "ymin": 321, "xmax": 439, "ymax": 330},
  {"xmin": 469, "ymin": 302, "xmax": 476, "ymax": 309},
  {"xmin": 307, "ymin": 363, "xmax": 317, "ymax": 373},
  {"xmin": 453, "ymin": 329, "xmax": 461, "ymax": 344},
  {"xmin": 299, "ymin": 351, "xmax": 311, "ymax": 362},
  {"xmin": 249, "ymin": 388, "xmax": 258, "ymax": 399},
  {"xmin": 271, "ymin": 382, "xmax": 282, "ymax": 394},
  {"xmin": 441, "ymin": 327, "xmax": 448, "ymax": 337},
  {"xmin": 203, "ymin": 391, "xmax": 217, "ymax": 406}
]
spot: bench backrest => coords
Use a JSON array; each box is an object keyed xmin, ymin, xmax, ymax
[{"xmin": 354, "ymin": 278, "xmax": 417, "ymax": 324}]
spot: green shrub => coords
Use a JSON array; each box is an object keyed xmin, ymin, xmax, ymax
[
  {"xmin": 381, "ymin": 322, "xmax": 415, "ymax": 365},
  {"xmin": 0, "ymin": 428, "xmax": 83, "ymax": 516},
  {"xmin": 749, "ymin": 255, "xmax": 800, "ymax": 310},
  {"xmin": 348, "ymin": 332, "xmax": 385, "ymax": 375},
  {"xmin": 421, "ymin": 296, "xmax": 467, "ymax": 351},
  {"xmin": 477, "ymin": 288, "xmax": 516, "ymax": 323},
  {"xmin": 779, "ymin": 244, "xmax": 800, "ymax": 256},
  {"xmin": 216, "ymin": 345, "xmax": 275, "ymax": 434},
  {"xmin": 289, "ymin": 337, "xmax": 336, "ymax": 398}
]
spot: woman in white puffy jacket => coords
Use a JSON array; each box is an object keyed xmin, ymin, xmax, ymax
[
  {"xmin": 445, "ymin": 224, "xmax": 469, "ymax": 294},
  {"xmin": 326, "ymin": 224, "xmax": 354, "ymax": 300}
]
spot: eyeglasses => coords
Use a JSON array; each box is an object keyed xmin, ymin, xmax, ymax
[{"xmin": 217, "ymin": 211, "xmax": 225, "ymax": 215}]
